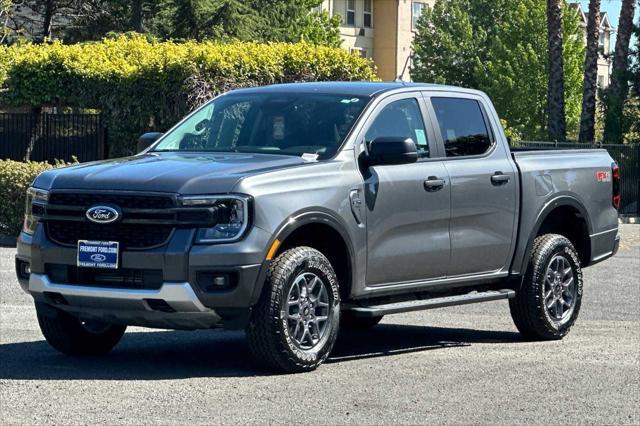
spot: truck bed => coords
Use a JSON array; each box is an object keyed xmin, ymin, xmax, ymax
[{"xmin": 510, "ymin": 148, "xmax": 619, "ymax": 274}]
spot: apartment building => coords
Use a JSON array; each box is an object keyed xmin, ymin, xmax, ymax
[
  {"xmin": 570, "ymin": 3, "xmax": 614, "ymax": 88},
  {"xmin": 322, "ymin": 1, "xmax": 614, "ymax": 86},
  {"xmin": 319, "ymin": 0, "xmax": 434, "ymax": 81}
]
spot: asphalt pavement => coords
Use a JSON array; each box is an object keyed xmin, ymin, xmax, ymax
[{"xmin": 1, "ymin": 225, "xmax": 638, "ymax": 425}]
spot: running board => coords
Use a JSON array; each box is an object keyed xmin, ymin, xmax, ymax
[{"xmin": 347, "ymin": 289, "xmax": 515, "ymax": 318}]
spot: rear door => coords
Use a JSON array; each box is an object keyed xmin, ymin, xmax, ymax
[
  {"xmin": 361, "ymin": 93, "xmax": 451, "ymax": 285},
  {"xmin": 426, "ymin": 94, "xmax": 517, "ymax": 276}
]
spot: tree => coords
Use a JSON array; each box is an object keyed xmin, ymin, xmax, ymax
[
  {"xmin": 1, "ymin": 0, "xmax": 11, "ymax": 43},
  {"xmin": 9, "ymin": 0, "xmax": 75, "ymax": 42},
  {"xmin": 578, "ymin": 0, "xmax": 600, "ymax": 142},
  {"xmin": 411, "ymin": 0, "xmax": 478, "ymax": 87},
  {"xmin": 411, "ymin": 0, "xmax": 584, "ymax": 140},
  {"xmin": 547, "ymin": 0, "xmax": 566, "ymax": 140},
  {"xmin": 57, "ymin": 0, "xmax": 336, "ymax": 46},
  {"xmin": 297, "ymin": 11, "xmax": 341, "ymax": 47},
  {"xmin": 603, "ymin": 0, "xmax": 637, "ymax": 143}
]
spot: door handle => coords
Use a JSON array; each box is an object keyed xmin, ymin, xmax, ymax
[
  {"xmin": 424, "ymin": 177, "xmax": 445, "ymax": 192},
  {"xmin": 491, "ymin": 172, "xmax": 510, "ymax": 185}
]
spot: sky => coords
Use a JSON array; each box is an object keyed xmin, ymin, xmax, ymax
[{"xmin": 578, "ymin": 0, "xmax": 640, "ymax": 48}]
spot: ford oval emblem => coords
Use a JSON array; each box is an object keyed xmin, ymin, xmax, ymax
[
  {"xmin": 86, "ymin": 205, "xmax": 121, "ymax": 224},
  {"xmin": 90, "ymin": 254, "xmax": 107, "ymax": 262}
]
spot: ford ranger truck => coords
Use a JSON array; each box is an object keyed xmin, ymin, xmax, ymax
[{"xmin": 16, "ymin": 83, "xmax": 620, "ymax": 372}]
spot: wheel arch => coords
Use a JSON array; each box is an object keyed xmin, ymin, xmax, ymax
[
  {"xmin": 516, "ymin": 195, "xmax": 593, "ymax": 274},
  {"xmin": 256, "ymin": 209, "xmax": 357, "ymax": 303}
]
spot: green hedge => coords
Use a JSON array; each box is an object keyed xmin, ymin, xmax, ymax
[
  {"xmin": 0, "ymin": 160, "xmax": 55, "ymax": 237},
  {"xmin": 0, "ymin": 35, "xmax": 377, "ymax": 157}
]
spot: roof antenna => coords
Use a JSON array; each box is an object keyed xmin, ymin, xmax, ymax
[{"xmin": 394, "ymin": 54, "xmax": 413, "ymax": 83}]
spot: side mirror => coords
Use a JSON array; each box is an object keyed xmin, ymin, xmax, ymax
[
  {"xmin": 367, "ymin": 137, "xmax": 418, "ymax": 166},
  {"xmin": 137, "ymin": 132, "xmax": 163, "ymax": 153}
]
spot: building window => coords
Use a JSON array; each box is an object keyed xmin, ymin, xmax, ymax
[
  {"xmin": 364, "ymin": 0, "xmax": 373, "ymax": 28},
  {"xmin": 346, "ymin": 0, "xmax": 356, "ymax": 26},
  {"xmin": 412, "ymin": 2, "xmax": 428, "ymax": 30},
  {"xmin": 598, "ymin": 32, "xmax": 605, "ymax": 53}
]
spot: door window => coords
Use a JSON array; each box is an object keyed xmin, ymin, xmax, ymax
[
  {"xmin": 365, "ymin": 98, "xmax": 429, "ymax": 159},
  {"xmin": 431, "ymin": 97, "xmax": 493, "ymax": 157}
]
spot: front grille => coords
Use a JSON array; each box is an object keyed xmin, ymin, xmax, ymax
[
  {"xmin": 46, "ymin": 264, "xmax": 163, "ymax": 290},
  {"xmin": 48, "ymin": 192, "xmax": 176, "ymax": 209},
  {"xmin": 39, "ymin": 191, "xmax": 215, "ymax": 250},
  {"xmin": 47, "ymin": 221, "xmax": 173, "ymax": 250}
]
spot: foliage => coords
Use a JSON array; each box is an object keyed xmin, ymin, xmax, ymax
[
  {"xmin": 411, "ymin": 0, "xmax": 585, "ymax": 140},
  {"xmin": 0, "ymin": 34, "xmax": 377, "ymax": 157},
  {"xmin": 7, "ymin": 0, "xmax": 341, "ymax": 47},
  {"xmin": 602, "ymin": 0, "xmax": 636, "ymax": 144},
  {"xmin": 0, "ymin": 0, "xmax": 11, "ymax": 43},
  {"xmin": 0, "ymin": 159, "xmax": 68, "ymax": 237}
]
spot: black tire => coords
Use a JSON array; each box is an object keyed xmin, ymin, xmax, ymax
[
  {"xmin": 509, "ymin": 234, "xmax": 583, "ymax": 340},
  {"xmin": 341, "ymin": 311, "xmax": 383, "ymax": 329},
  {"xmin": 246, "ymin": 247, "xmax": 341, "ymax": 373},
  {"xmin": 36, "ymin": 302, "xmax": 126, "ymax": 356}
]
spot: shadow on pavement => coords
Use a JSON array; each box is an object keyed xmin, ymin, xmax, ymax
[{"xmin": 0, "ymin": 323, "xmax": 522, "ymax": 380}]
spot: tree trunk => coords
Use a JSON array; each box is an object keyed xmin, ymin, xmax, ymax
[
  {"xmin": 24, "ymin": 107, "xmax": 43, "ymax": 162},
  {"xmin": 131, "ymin": 0, "xmax": 143, "ymax": 32},
  {"xmin": 578, "ymin": 0, "xmax": 601, "ymax": 143},
  {"xmin": 602, "ymin": 0, "xmax": 636, "ymax": 143},
  {"xmin": 547, "ymin": 0, "xmax": 567, "ymax": 141},
  {"xmin": 42, "ymin": 0, "xmax": 55, "ymax": 40}
]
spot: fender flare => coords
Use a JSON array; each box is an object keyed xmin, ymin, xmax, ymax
[
  {"xmin": 250, "ymin": 208, "xmax": 357, "ymax": 304},
  {"xmin": 513, "ymin": 194, "xmax": 593, "ymax": 276}
]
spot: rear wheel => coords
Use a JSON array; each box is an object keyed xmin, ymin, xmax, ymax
[
  {"xmin": 36, "ymin": 302, "xmax": 126, "ymax": 355},
  {"xmin": 509, "ymin": 234, "xmax": 583, "ymax": 340},
  {"xmin": 246, "ymin": 247, "xmax": 340, "ymax": 373}
]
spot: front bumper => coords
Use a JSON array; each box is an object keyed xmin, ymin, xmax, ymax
[
  {"xmin": 28, "ymin": 273, "xmax": 222, "ymax": 330},
  {"xmin": 16, "ymin": 223, "xmax": 272, "ymax": 330}
]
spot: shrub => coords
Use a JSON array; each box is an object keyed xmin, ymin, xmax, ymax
[
  {"xmin": 0, "ymin": 35, "xmax": 378, "ymax": 157},
  {"xmin": 0, "ymin": 159, "xmax": 71, "ymax": 237}
]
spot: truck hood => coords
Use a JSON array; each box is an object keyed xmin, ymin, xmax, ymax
[{"xmin": 33, "ymin": 152, "xmax": 308, "ymax": 194}]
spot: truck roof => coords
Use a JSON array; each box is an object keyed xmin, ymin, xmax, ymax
[{"xmin": 232, "ymin": 81, "xmax": 478, "ymax": 98}]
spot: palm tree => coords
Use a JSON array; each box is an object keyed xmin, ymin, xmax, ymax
[
  {"xmin": 578, "ymin": 0, "xmax": 601, "ymax": 143},
  {"xmin": 547, "ymin": 0, "xmax": 566, "ymax": 141},
  {"xmin": 603, "ymin": 0, "xmax": 637, "ymax": 143}
]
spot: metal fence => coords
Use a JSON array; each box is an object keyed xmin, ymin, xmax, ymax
[
  {"xmin": 0, "ymin": 113, "xmax": 106, "ymax": 163},
  {"xmin": 514, "ymin": 141, "xmax": 640, "ymax": 216}
]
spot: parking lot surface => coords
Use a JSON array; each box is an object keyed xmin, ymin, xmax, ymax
[{"xmin": 1, "ymin": 225, "xmax": 638, "ymax": 425}]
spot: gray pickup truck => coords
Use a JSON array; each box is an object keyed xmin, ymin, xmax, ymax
[{"xmin": 16, "ymin": 82, "xmax": 620, "ymax": 372}]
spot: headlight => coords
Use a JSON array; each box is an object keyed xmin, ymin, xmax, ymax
[
  {"xmin": 23, "ymin": 187, "xmax": 49, "ymax": 235},
  {"xmin": 181, "ymin": 195, "xmax": 250, "ymax": 243}
]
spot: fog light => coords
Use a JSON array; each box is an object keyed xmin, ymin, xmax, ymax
[
  {"xmin": 196, "ymin": 271, "xmax": 237, "ymax": 293},
  {"xmin": 16, "ymin": 260, "xmax": 31, "ymax": 280}
]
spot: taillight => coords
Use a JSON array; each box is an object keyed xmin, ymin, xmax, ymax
[{"xmin": 612, "ymin": 162, "xmax": 621, "ymax": 210}]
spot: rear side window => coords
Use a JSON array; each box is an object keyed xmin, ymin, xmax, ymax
[{"xmin": 431, "ymin": 98, "xmax": 492, "ymax": 157}]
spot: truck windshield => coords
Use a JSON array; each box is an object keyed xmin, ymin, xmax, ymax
[{"xmin": 152, "ymin": 92, "xmax": 370, "ymax": 159}]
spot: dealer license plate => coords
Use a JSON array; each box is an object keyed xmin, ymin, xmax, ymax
[{"xmin": 77, "ymin": 240, "xmax": 119, "ymax": 269}]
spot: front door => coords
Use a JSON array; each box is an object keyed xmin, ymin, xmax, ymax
[
  {"xmin": 428, "ymin": 95, "xmax": 517, "ymax": 276},
  {"xmin": 362, "ymin": 94, "xmax": 451, "ymax": 286}
]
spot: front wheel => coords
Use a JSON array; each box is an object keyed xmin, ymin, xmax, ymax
[
  {"xmin": 246, "ymin": 247, "xmax": 341, "ymax": 373},
  {"xmin": 509, "ymin": 234, "xmax": 583, "ymax": 340},
  {"xmin": 36, "ymin": 302, "xmax": 126, "ymax": 355}
]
